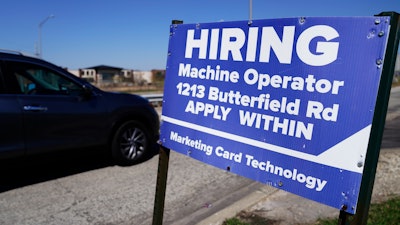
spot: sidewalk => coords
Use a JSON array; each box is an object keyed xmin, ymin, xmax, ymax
[
  {"xmin": 198, "ymin": 87, "xmax": 400, "ymax": 225},
  {"xmin": 198, "ymin": 148, "xmax": 400, "ymax": 225},
  {"xmin": 197, "ymin": 86, "xmax": 400, "ymax": 225}
]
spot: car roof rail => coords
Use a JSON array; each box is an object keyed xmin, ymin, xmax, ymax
[
  {"xmin": 0, "ymin": 49, "xmax": 38, "ymax": 58},
  {"xmin": 0, "ymin": 49, "xmax": 24, "ymax": 55}
]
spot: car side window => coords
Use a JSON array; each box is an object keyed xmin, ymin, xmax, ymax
[{"xmin": 9, "ymin": 61, "xmax": 84, "ymax": 96}]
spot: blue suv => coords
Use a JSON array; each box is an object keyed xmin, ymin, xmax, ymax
[{"xmin": 0, "ymin": 50, "xmax": 160, "ymax": 166}]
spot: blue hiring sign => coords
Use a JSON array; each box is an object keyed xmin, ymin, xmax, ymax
[{"xmin": 159, "ymin": 16, "xmax": 391, "ymax": 214}]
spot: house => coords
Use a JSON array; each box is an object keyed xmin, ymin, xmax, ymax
[
  {"xmin": 68, "ymin": 65, "xmax": 166, "ymax": 87},
  {"xmin": 133, "ymin": 70, "xmax": 152, "ymax": 85},
  {"xmin": 84, "ymin": 65, "xmax": 124, "ymax": 83}
]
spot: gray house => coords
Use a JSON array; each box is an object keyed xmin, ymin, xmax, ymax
[{"xmin": 85, "ymin": 65, "xmax": 124, "ymax": 83}]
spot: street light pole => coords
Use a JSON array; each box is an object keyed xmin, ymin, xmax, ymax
[
  {"xmin": 249, "ymin": 0, "xmax": 253, "ymax": 23},
  {"xmin": 37, "ymin": 14, "xmax": 54, "ymax": 58}
]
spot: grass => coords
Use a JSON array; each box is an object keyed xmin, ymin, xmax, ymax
[
  {"xmin": 315, "ymin": 197, "xmax": 400, "ymax": 225},
  {"xmin": 222, "ymin": 211, "xmax": 281, "ymax": 225},
  {"xmin": 223, "ymin": 196, "xmax": 400, "ymax": 225},
  {"xmin": 222, "ymin": 78, "xmax": 400, "ymax": 225}
]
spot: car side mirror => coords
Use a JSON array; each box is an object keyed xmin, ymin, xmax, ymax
[{"xmin": 81, "ymin": 85, "xmax": 94, "ymax": 100}]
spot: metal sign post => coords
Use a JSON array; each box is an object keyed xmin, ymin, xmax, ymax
[
  {"xmin": 152, "ymin": 19, "xmax": 183, "ymax": 225},
  {"xmin": 152, "ymin": 145, "xmax": 171, "ymax": 225},
  {"xmin": 154, "ymin": 12, "xmax": 399, "ymax": 225},
  {"xmin": 339, "ymin": 11, "xmax": 400, "ymax": 225}
]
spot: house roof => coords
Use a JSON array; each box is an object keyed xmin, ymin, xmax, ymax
[{"xmin": 85, "ymin": 65, "xmax": 123, "ymax": 71}]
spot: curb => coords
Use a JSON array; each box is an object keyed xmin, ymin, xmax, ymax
[
  {"xmin": 196, "ymin": 184, "xmax": 278, "ymax": 225},
  {"xmin": 193, "ymin": 86, "xmax": 400, "ymax": 225},
  {"xmin": 195, "ymin": 148, "xmax": 400, "ymax": 225}
]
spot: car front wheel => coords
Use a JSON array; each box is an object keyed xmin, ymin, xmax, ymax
[{"xmin": 111, "ymin": 120, "xmax": 150, "ymax": 166}]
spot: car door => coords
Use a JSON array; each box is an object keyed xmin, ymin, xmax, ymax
[
  {"xmin": 0, "ymin": 63, "xmax": 25, "ymax": 158},
  {"xmin": 5, "ymin": 60, "xmax": 109, "ymax": 155}
]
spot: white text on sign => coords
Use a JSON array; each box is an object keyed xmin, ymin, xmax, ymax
[{"xmin": 185, "ymin": 25, "xmax": 339, "ymax": 66}]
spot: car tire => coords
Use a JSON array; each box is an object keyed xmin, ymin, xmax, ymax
[{"xmin": 111, "ymin": 120, "xmax": 150, "ymax": 166}]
